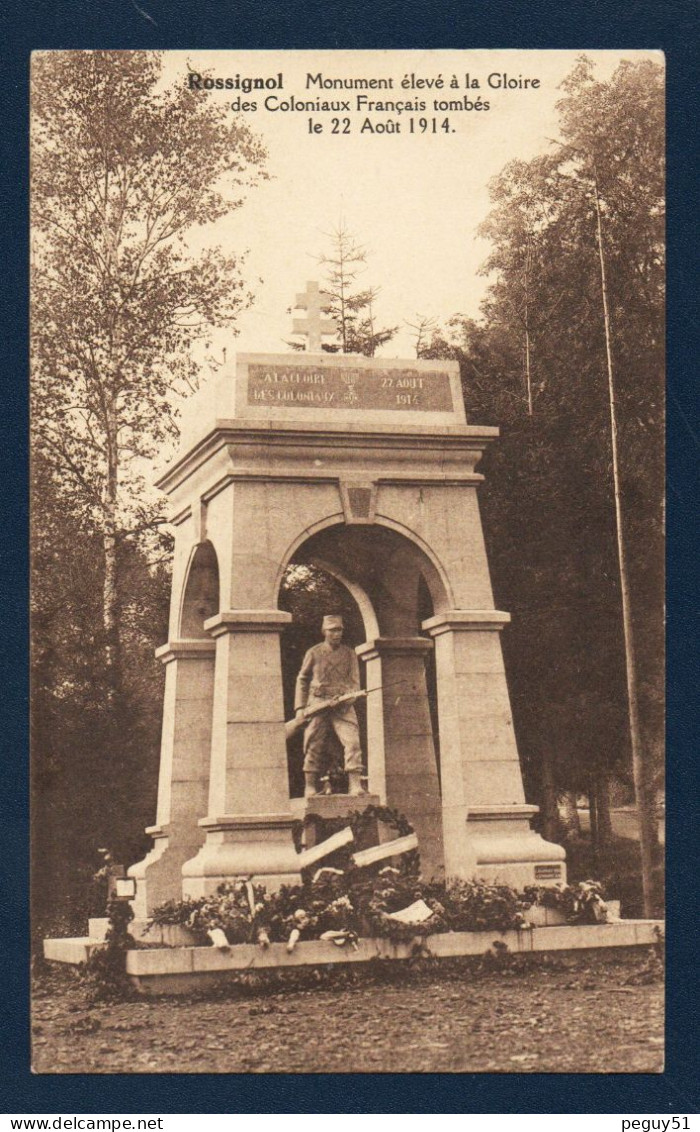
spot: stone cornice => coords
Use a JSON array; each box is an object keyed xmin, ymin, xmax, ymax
[
  {"xmin": 165, "ymin": 469, "xmax": 487, "ymax": 524},
  {"xmin": 422, "ymin": 610, "xmax": 511, "ymax": 635},
  {"xmin": 155, "ymin": 639, "xmax": 216, "ymax": 663},
  {"xmin": 204, "ymin": 610, "xmax": 293, "ymax": 637},
  {"xmin": 356, "ymin": 637, "xmax": 433, "ymax": 661},
  {"xmin": 155, "ymin": 418, "xmax": 499, "ymax": 496}
]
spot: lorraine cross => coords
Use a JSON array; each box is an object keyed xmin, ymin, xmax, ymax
[{"xmin": 292, "ymin": 281, "xmax": 338, "ymax": 352}]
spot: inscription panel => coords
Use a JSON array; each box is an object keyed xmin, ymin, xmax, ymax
[{"xmin": 247, "ymin": 363, "xmax": 454, "ymax": 413}]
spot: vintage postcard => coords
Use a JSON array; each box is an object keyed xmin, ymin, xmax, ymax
[{"xmin": 31, "ymin": 49, "xmax": 664, "ymax": 1075}]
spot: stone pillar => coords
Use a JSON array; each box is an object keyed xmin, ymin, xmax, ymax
[
  {"xmin": 358, "ymin": 645, "xmax": 385, "ymax": 799},
  {"xmin": 357, "ymin": 637, "xmax": 444, "ymax": 881},
  {"xmin": 423, "ymin": 611, "xmax": 566, "ymax": 887},
  {"xmin": 128, "ymin": 639, "xmax": 215, "ymax": 918},
  {"xmin": 181, "ymin": 610, "xmax": 301, "ymax": 896}
]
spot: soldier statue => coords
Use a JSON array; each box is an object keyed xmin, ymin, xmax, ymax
[{"xmin": 294, "ymin": 613, "xmax": 366, "ymax": 797}]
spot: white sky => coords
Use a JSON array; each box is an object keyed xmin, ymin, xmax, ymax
[{"xmin": 159, "ymin": 49, "xmax": 660, "ymax": 369}]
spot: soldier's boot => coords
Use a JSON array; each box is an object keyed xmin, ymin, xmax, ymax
[
  {"xmin": 304, "ymin": 773, "xmax": 319, "ymax": 798},
  {"xmin": 347, "ymin": 771, "xmax": 366, "ymax": 797}
]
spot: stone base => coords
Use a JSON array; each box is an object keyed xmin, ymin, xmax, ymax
[
  {"xmin": 467, "ymin": 805, "xmax": 567, "ymax": 889},
  {"xmin": 181, "ymin": 813, "xmax": 302, "ymax": 899},
  {"xmin": 127, "ymin": 827, "xmax": 205, "ymax": 920}
]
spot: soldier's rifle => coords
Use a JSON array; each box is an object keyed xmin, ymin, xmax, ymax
[{"xmin": 284, "ymin": 680, "xmax": 409, "ymax": 741}]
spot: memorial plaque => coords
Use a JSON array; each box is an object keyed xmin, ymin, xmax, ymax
[{"xmin": 246, "ymin": 362, "xmax": 454, "ymax": 413}]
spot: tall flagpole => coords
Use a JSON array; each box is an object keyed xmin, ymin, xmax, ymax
[
  {"xmin": 550, "ymin": 136, "xmax": 658, "ymax": 915},
  {"xmin": 590, "ymin": 162, "xmax": 656, "ymax": 915}
]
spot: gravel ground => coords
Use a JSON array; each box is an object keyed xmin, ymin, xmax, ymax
[{"xmin": 32, "ymin": 950, "xmax": 663, "ymax": 1074}]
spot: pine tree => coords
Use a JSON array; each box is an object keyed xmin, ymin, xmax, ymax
[{"xmin": 316, "ymin": 222, "xmax": 397, "ymax": 355}]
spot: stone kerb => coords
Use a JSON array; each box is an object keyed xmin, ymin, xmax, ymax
[{"xmin": 120, "ymin": 919, "xmax": 664, "ymax": 995}]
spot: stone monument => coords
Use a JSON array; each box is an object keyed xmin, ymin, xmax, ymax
[{"xmin": 128, "ymin": 282, "xmax": 565, "ymax": 918}]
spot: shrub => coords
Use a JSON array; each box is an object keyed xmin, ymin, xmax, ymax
[
  {"xmin": 522, "ymin": 880, "xmax": 608, "ymax": 923},
  {"xmin": 82, "ymin": 898, "xmax": 137, "ymax": 1002},
  {"xmin": 427, "ymin": 878, "xmax": 527, "ymax": 933},
  {"xmin": 149, "ymin": 869, "xmax": 531, "ymax": 947}
]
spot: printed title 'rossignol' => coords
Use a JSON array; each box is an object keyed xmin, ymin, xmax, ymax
[{"xmin": 187, "ymin": 72, "xmax": 283, "ymax": 93}]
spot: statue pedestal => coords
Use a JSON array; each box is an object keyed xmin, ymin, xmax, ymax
[
  {"xmin": 301, "ymin": 792, "xmax": 391, "ymax": 854},
  {"xmin": 302, "ymin": 792, "xmax": 381, "ymax": 821}
]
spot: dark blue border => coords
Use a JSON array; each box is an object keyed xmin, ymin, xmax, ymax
[{"xmin": 5, "ymin": 0, "xmax": 699, "ymax": 1114}]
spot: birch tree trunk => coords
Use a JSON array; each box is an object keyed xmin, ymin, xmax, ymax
[
  {"xmin": 559, "ymin": 790, "xmax": 581, "ymax": 840},
  {"xmin": 102, "ymin": 404, "xmax": 120, "ymax": 701},
  {"xmin": 539, "ymin": 749, "xmax": 563, "ymax": 843}
]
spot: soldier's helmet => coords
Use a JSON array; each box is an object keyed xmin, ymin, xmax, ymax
[{"xmin": 322, "ymin": 614, "xmax": 343, "ymax": 630}]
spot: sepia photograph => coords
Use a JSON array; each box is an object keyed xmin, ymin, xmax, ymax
[{"xmin": 31, "ymin": 48, "xmax": 665, "ymax": 1075}]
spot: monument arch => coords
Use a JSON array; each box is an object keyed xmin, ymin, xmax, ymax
[
  {"xmin": 130, "ymin": 336, "xmax": 566, "ymax": 911},
  {"xmin": 274, "ymin": 512, "xmax": 454, "ymax": 621},
  {"xmin": 178, "ymin": 538, "xmax": 220, "ymax": 639}
]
